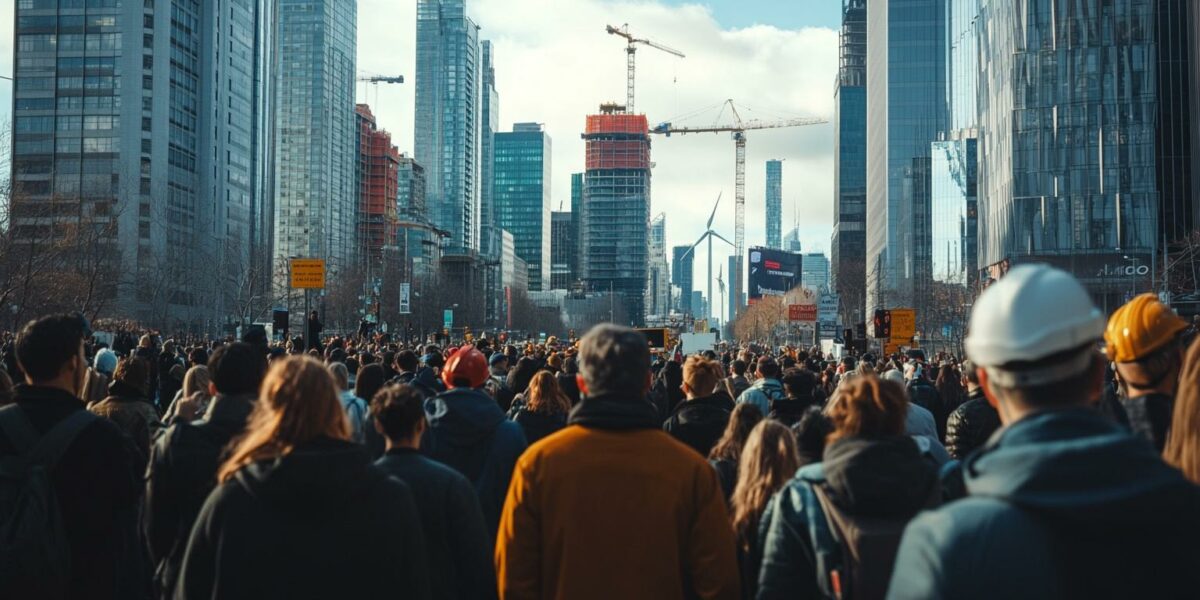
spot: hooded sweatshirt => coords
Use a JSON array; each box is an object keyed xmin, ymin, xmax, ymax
[
  {"xmin": 888, "ymin": 408, "xmax": 1200, "ymax": 600},
  {"xmin": 757, "ymin": 435, "xmax": 940, "ymax": 599},
  {"xmin": 174, "ymin": 437, "xmax": 431, "ymax": 599},
  {"xmin": 422, "ymin": 387, "xmax": 527, "ymax": 536}
]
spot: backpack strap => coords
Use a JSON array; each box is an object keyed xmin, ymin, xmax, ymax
[
  {"xmin": 795, "ymin": 466, "xmax": 846, "ymax": 600},
  {"xmin": 0, "ymin": 406, "xmax": 97, "ymax": 470}
]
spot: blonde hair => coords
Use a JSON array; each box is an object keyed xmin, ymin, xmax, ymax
[
  {"xmin": 525, "ymin": 370, "xmax": 570, "ymax": 415},
  {"xmin": 1164, "ymin": 338, "xmax": 1200, "ymax": 482},
  {"xmin": 683, "ymin": 355, "xmax": 721, "ymax": 397},
  {"xmin": 217, "ymin": 356, "xmax": 350, "ymax": 483},
  {"xmin": 182, "ymin": 365, "xmax": 211, "ymax": 398},
  {"xmin": 731, "ymin": 421, "xmax": 800, "ymax": 547}
]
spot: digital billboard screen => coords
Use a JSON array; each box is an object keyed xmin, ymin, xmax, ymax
[{"xmin": 748, "ymin": 247, "xmax": 802, "ymax": 301}]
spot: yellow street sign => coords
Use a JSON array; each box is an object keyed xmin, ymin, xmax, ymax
[
  {"xmin": 290, "ymin": 258, "xmax": 326, "ymax": 289},
  {"xmin": 890, "ymin": 308, "xmax": 916, "ymax": 341}
]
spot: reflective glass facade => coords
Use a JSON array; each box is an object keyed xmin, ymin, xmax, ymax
[
  {"xmin": 976, "ymin": 0, "xmax": 1159, "ymax": 310},
  {"xmin": 494, "ymin": 124, "xmax": 552, "ymax": 291},
  {"xmin": 1156, "ymin": 1, "xmax": 1197, "ymax": 244},
  {"xmin": 12, "ymin": 0, "xmax": 275, "ymax": 323},
  {"xmin": 672, "ymin": 245, "xmax": 694, "ymax": 315},
  {"xmin": 647, "ymin": 214, "xmax": 669, "ymax": 317},
  {"xmin": 765, "ymin": 160, "xmax": 783, "ymax": 249},
  {"xmin": 480, "ymin": 40, "xmax": 500, "ymax": 256},
  {"xmin": 866, "ymin": 0, "xmax": 948, "ymax": 315},
  {"xmin": 833, "ymin": 0, "xmax": 868, "ymax": 320},
  {"xmin": 930, "ymin": 137, "xmax": 977, "ymax": 285},
  {"xmin": 274, "ymin": 0, "xmax": 357, "ymax": 276},
  {"xmin": 415, "ymin": 0, "xmax": 481, "ymax": 253},
  {"xmin": 551, "ymin": 211, "xmax": 575, "ymax": 290},
  {"xmin": 802, "ymin": 252, "xmax": 831, "ymax": 291}
]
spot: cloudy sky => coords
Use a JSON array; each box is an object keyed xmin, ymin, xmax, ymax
[{"xmin": 0, "ymin": 1, "xmax": 840, "ymax": 322}]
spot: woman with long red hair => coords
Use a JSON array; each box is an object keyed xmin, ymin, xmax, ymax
[{"xmin": 174, "ymin": 356, "xmax": 431, "ymax": 598}]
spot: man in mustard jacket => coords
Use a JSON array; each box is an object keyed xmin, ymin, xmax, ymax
[{"xmin": 495, "ymin": 324, "xmax": 740, "ymax": 600}]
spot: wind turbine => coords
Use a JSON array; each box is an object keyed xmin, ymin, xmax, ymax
[{"xmin": 682, "ymin": 193, "xmax": 733, "ymax": 325}]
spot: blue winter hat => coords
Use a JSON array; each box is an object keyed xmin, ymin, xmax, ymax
[
  {"xmin": 489, "ymin": 353, "xmax": 507, "ymax": 366},
  {"xmin": 93, "ymin": 348, "xmax": 118, "ymax": 376}
]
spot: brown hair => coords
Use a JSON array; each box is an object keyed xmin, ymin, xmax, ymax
[
  {"xmin": 217, "ymin": 356, "xmax": 349, "ymax": 483},
  {"xmin": 731, "ymin": 421, "xmax": 800, "ymax": 548},
  {"xmin": 182, "ymin": 365, "xmax": 211, "ymax": 398},
  {"xmin": 683, "ymin": 355, "xmax": 721, "ymax": 397},
  {"xmin": 113, "ymin": 356, "xmax": 150, "ymax": 395},
  {"xmin": 1164, "ymin": 338, "xmax": 1200, "ymax": 483},
  {"xmin": 826, "ymin": 376, "xmax": 908, "ymax": 443},
  {"xmin": 526, "ymin": 370, "xmax": 570, "ymax": 415},
  {"xmin": 709, "ymin": 403, "xmax": 765, "ymax": 462}
]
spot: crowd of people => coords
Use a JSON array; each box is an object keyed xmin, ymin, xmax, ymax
[{"xmin": 2, "ymin": 262, "xmax": 1200, "ymax": 598}]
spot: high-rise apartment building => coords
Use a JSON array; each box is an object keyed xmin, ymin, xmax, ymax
[
  {"xmin": 866, "ymin": 0, "xmax": 947, "ymax": 316},
  {"xmin": 581, "ymin": 108, "xmax": 651, "ymax": 324},
  {"xmin": 494, "ymin": 123, "xmax": 552, "ymax": 291},
  {"xmin": 784, "ymin": 227, "xmax": 803, "ymax": 253},
  {"xmin": 832, "ymin": 0, "xmax": 868, "ymax": 323},
  {"xmin": 397, "ymin": 156, "xmax": 439, "ymax": 280},
  {"xmin": 766, "ymin": 160, "xmax": 783, "ymax": 249},
  {"xmin": 973, "ymin": 0, "xmax": 1168, "ymax": 311},
  {"xmin": 647, "ymin": 214, "xmax": 670, "ymax": 317},
  {"xmin": 10, "ymin": 0, "xmax": 276, "ymax": 324},
  {"xmin": 415, "ymin": 0, "xmax": 481, "ymax": 253},
  {"xmin": 354, "ymin": 104, "xmax": 400, "ymax": 269},
  {"xmin": 672, "ymin": 245, "xmax": 695, "ymax": 315},
  {"xmin": 480, "ymin": 39, "xmax": 500, "ymax": 256},
  {"xmin": 551, "ymin": 211, "xmax": 575, "ymax": 289},
  {"xmin": 275, "ymin": 0, "xmax": 357, "ymax": 281},
  {"xmin": 570, "ymin": 172, "xmax": 584, "ymax": 283},
  {"xmin": 1157, "ymin": 1, "xmax": 1197, "ymax": 245},
  {"xmin": 802, "ymin": 252, "xmax": 831, "ymax": 292}
]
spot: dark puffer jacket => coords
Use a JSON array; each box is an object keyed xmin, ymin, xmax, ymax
[
  {"xmin": 663, "ymin": 393, "xmax": 734, "ymax": 457},
  {"xmin": 943, "ymin": 388, "xmax": 1001, "ymax": 459}
]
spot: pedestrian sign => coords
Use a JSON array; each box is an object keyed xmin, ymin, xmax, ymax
[{"xmin": 290, "ymin": 258, "xmax": 326, "ymax": 289}]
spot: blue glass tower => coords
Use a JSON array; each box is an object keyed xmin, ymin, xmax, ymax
[
  {"xmin": 833, "ymin": 0, "xmax": 868, "ymax": 323},
  {"xmin": 766, "ymin": 160, "xmax": 783, "ymax": 249},
  {"xmin": 415, "ymin": 0, "xmax": 481, "ymax": 253},
  {"xmin": 866, "ymin": 0, "xmax": 948, "ymax": 316},
  {"xmin": 494, "ymin": 123, "xmax": 552, "ymax": 291}
]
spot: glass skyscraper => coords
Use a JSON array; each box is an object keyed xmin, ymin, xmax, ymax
[
  {"xmin": 480, "ymin": 39, "xmax": 500, "ymax": 256},
  {"xmin": 802, "ymin": 252, "xmax": 831, "ymax": 292},
  {"xmin": 765, "ymin": 160, "xmax": 783, "ymax": 249},
  {"xmin": 866, "ymin": 0, "xmax": 948, "ymax": 316},
  {"xmin": 672, "ymin": 245, "xmax": 694, "ymax": 315},
  {"xmin": 647, "ymin": 213, "xmax": 670, "ymax": 317},
  {"xmin": 11, "ymin": 0, "xmax": 275, "ymax": 325},
  {"xmin": 833, "ymin": 0, "xmax": 868, "ymax": 323},
  {"xmin": 975, "ymin": 0, "xmax": 1161, "ymax": 311},
  {"xmin": 551, "ymin": 211, "xmax": 575, "ymax": 290},
  {"xmin": 415, "ymin": 0, "xmax": 481, "ymax": 253},
  {"xmin": 494, "ymin": 123, "xmax": 552, "ymax": 291},
  {"xmin": 274, "ymin": 0, "xmax": 358, "ymax": 279},
  {"xmin": 930, "ymin": 136, "xmax": 976, "ymax": 286}
]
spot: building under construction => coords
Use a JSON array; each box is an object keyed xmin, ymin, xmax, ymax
[
  {"xmin": 580, "ymin": 105, "xmax": 651, "ymax": 325},
  {"xmin": 355, "ymin": 104, "xmax": 400, "ymax": 269}
]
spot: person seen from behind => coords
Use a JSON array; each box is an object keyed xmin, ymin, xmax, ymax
[
  {"xmin": 770, "ymin": 367, "xmax": 821, "ymax": 426},
  {"xmin": 664, "ymin": 355, "xmax": 734, "ymax": 457},
  {"xmin": 1164, "ymin": 337, "xmax": 1200, "ymax": 483},
  {"xmin": 737, "ymin": 356, "xmax": 785, "ymax": 416},
  {"xmin": 328, "ymin": 361, "xmax": 368, "ymax": 444},
  {"xmin": 496, "ymin": 325, "xmax": 739, "ymax": 600},
  {"xmin": 0, "ymin": 314, "xmax": 142, "ymax": 600},
  {"xmin": 509, "ymin": 370, "xmax": 570, "ymax": 445},
  {"xmin": 174, "ymin": 356, "xmax": 431, "ymax": 599},
  {"xmin": 731, "ymin": 420, "xmax": 800, "ymax": 600},
  {"xmin": 423, "ymin": 346, "xmax": 527, "ymax": 537},
  {"xmin": 757, "ymin": 376, "xmax": 941, "ymax": 599},
  {"xmin": 145, "ymin": 342, "xmax": 266, "ymax": 596},
  {"xmin": 888, "ymin": 264, "xmax": 1200, "ymax": 599},
  {"xmin": 943, "ymin": 359, "xmax": 1000, "ymax": 460},
  {"xmin": 1104, "ymin": 293, "xmax": 1188, "ymax": 452},
  {"xmin": 88, "ymin": 355, "xmax": 161, "ymax": 464},
  {"xmin": 708, "ymin": 403, "xmax": 765, "ymax": 502},
  {"xmin": 372, "ymin": 384, "xmax": 495, "ymax": 600}
]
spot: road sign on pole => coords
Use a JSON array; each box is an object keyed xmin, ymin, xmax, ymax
[
  {"xmin": 443, "ymin": 309, "xmax": 453, "ymax": 330},
  {"xmin": 399, "ymin": 283, "xmax": 411, "ymax": 315},
  {"xmin": 290, "ymin": 258, "xmax": 326, "ymax": 289}
]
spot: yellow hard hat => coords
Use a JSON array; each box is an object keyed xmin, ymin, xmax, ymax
[{"xmin": 1104, "ymin": 294, "xmax": 1188, "ymax": 363}]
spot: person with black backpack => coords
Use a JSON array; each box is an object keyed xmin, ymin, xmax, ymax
[
  {"xmin": 0, "ymin": 314, "xmax": 143, "ymax": 600},
  {"xmin": 757, "ymin": 375, "xmax": 941, "ymax": 600}
]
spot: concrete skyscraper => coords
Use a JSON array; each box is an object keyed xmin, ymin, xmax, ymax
[
  {"xmin": 766, "ymin": 160, "xmax": 783, "ymax": 249},
  {"xmin": 10, "ymin": 0, "xmax": 276, "ymax": 324},
  {"xmin": 581, "ymin": 108, "xmax": 651, "ymax": 324},
  {"xmin": 832, "ymin": 0, "xmax": 867, "ymax": 323},
  {"xmin": 274, "ymin": 0, "xmax": 358, "ymax": 280},
  {"xmin": 647, "ymin": 214, "xmax": 670, "ymax": 318},
  {"xmin": 866, "ymin": 0, "xmax": 947, "ymax": 317},
  {"xmin": 415, "ymin": 0, "xmax": 481, "ymax": 253},
  {"xmin": 480, "ymin": 39, "xmax": 500, "ymax": 256},
  {"xmin": 494, "ymin": 123, "xmax": 552, "ymax": 291}
]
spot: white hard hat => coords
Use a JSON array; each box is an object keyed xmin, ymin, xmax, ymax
[{"xmin": 965, "ymin": 264, "xmax": 1104, "ymax": 387}]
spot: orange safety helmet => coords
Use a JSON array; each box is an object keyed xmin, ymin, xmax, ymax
[
  {"xmin": 1104, "ymin": 293, "xmax": 1188, "ymax": 363},
  {"xmin": 442, "ymin": 346, "xmax": 490, "ymax": 389}
]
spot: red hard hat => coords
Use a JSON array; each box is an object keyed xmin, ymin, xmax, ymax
[{"xmin": 442, "ymin": 346, "xmax": 489, "ymax": 389}]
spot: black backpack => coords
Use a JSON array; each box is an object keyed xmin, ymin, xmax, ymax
[{"xmin": 0, "ymin": 406, "xmax": 98, "ymax": 599}]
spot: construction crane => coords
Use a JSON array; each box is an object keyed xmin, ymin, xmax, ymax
[
  {"xmin": 357, "ymin": 74, "xmax": 404, "ymax": 105},
  {"xmin": 651, "ymin": 99, "xmax": 828, "ymax": 321},
  {"xmin": 605, "ymin": 24, "xmax": 684, "ymax": 114}
]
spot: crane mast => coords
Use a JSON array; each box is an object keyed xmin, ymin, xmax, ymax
[
  {"xmin": 605, "ymin": 24, "xmax": 684, "ymax": 114},
  {"xmin": 650, "ymin": 100, "xmax": 828, "ymax": 322}
]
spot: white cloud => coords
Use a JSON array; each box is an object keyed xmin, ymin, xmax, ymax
[{"xmin": 359, "ymin": 0, "xmax": 838, "ymax": 320}]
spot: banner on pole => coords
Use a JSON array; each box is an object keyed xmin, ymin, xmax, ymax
[{"xmin": 399, "ymin": 283, "xmax": 411, "ymax": 315}]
